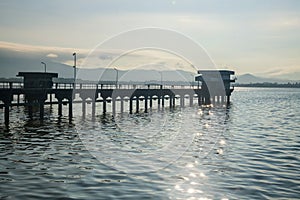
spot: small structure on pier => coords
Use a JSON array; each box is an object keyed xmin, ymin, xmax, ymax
[
  {"xmin": 17, "ymin": 72, "xmax": 58, "ymax": 89},
  {"xmin": 195, "ymin": 70, "xmax": 235, "ymax": 104},
  {"xmin": 17, "ymin": 72, "xmax": 58, "ymax": 121}
]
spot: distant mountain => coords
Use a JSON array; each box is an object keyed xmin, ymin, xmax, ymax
[
  {"xmin": 0, "ymin": 48, "xmax": 74, "ymax": 78},
  {"xmin": 268, "ymin": 72, "xmax": 300, "ymax": 81},
  {"xmin": 236, "ymin": 73, "xmax": 293, "ymax": 84},
  {"xmin": 0, "ymin": 48, "xmax": 197, "ymax": 83}
]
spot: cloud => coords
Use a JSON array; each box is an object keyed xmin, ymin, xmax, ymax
[{"xmin": 46, "ymin": 53, "xmax": 58, "ymax": 58}]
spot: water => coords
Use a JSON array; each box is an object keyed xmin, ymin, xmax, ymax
[{"xmin": 1, "ymin": 87, "xmax": 300, "ymax": 199}]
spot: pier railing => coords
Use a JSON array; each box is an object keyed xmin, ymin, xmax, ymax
[{"xmin": 0, "ymin": 81, "xmax": 201, "ymax": 90}]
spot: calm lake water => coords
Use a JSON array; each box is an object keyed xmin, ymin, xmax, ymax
[{"xmin": 1, "ymin": 87, "xmax": 300, "ymax": 199}]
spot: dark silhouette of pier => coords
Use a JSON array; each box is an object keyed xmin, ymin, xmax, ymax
[{"xmin": 0, "ymin": 70, "xmax": 235, "ymax": 127}]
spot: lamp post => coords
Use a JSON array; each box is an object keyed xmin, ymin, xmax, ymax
[
  {"xmin": 190, "ymin": 73, "xmax": 195, "ymax": 88},
  {"xmin": 73, "ymin": 52, "xmax": 76, "ymax": 82},
  {"xmin": 41, "ymin": 62, "xmax": 46, "ymax": 72},
  {"xmin": 159, "ymin": 71, "xmax": 163, "ymax": 88},
  {"xmin": 114, "ymin": 67, "xmax": 118, "ymax": 89}
]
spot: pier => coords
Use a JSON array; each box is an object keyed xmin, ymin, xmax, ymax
[{"xmin": 0, "ymin": 70, "xmax": 235, "ymax": 126}]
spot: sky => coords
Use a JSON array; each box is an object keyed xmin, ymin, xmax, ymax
[{"xmin": 1, "ymin": 0, "xmax": 300, "ymax": 78}]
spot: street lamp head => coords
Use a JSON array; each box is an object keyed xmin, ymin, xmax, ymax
[
  {"xmin": 41, "ymin": 61, "xmax": 46, "ymax": 72},
  {"xmin": 73, "ymin": 52, "xmax": 76, "ymax": 56}
]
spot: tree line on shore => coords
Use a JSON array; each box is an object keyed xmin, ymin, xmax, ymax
[{"xmin": 235, "ymin": 82, "xmax": 300, "ymax": 88}]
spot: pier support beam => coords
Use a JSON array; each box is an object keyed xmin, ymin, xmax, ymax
[
  {"xmin": 173, "ymin": 96, "xmax": 175, "ymax": 108},
  {"xmin": 17, "ymin": 95, "xmax": 20, "ymax": 106},
  {"xmin": 58, "ymin": 100, "xmax": 62, "ymax": 116},
  {"xmin": 136, "ymin": 97, "xmax": 139, "ymax": 113},
  {"xmin": 221, "ymin": 96, "xmax": 225, "ymax": 103},
  {"xmin": 189, "ymin": 96, "xmax": 193, "ymax": 107},
  {"xmin": 69, "ymin": 99, "xmax": 73, "ymax": 120},
  {"xmin": 112, "ymin": 98, "xmax": 116, "ymax": 116},
  {"xmin": 120, "ymin": 98, "xmax": 124, "ymax": 113},
  {"xmin": 28, "ymin": 101, "xmax": 33, "ymax": 119},
  {"xmin": 103, "ymin": 100, "xmax": 107, "ymax": 114},
  {"xmin": 145, "ymin": 97, "xmax": 148, "ymax": 113},
  {"xmin": 92, "ymin": 99, "xmax": 96, "ymax": 118},
  {"xmin": 82, "ymin": 99, "xmax": 86, "ymax": 117},
  {"xmin": 157, "ymin": 96, "xmax": 161, "ymax": 109},
  {"xmin": 169, "ymin": 96, "xmax": 172, "ymax": 108},
  {"xmin": 180, "ymin": 96, "xmax": 184, "ymax": 107},
  {"xmin": 4, "ymin": 104, "xmax": 9, "ymax": 127},
  {"xmin": 204, "ymin": 96, "xmax": 211, "ymax": 105},
  {"xmin": 149, "ymin": 96, "xmax": 153, "ymax": 108},
  {"xmin": 39, "ymin": 100, "xmax": 44, "ymax": 121},
  {"xmin": 49, "ymin": 94, "xmax": 53, "ymax": 108},
  {"xmin": 129, "ymin": 98, "xmax": 133, "ymax": 114}
]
